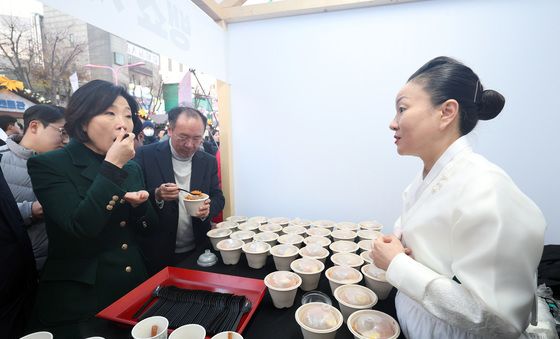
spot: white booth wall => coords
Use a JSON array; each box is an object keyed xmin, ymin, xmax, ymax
[{"xmin": 227, "ymin": 0, "xmax": 560, "ymax": 244}]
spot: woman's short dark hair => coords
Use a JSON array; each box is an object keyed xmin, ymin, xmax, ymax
[
  {"xmin": 408, "ymin": 56, "xmax": 505, "ymax": 135},
  {"xmin": 167, "ymin": 106, "xmax": 207, "ymax": 130},
  {"xmin": 65, "ymin": 79, "xmax": 139, "ymax": 143},
  {"xmin": 23, "ymin": 104, "xmax": 65, "ymax": 133}
]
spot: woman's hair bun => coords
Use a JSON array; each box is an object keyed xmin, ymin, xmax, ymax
[{"xmin": 478, "ymin": 89, "xmax": 505, "ymax": 121}]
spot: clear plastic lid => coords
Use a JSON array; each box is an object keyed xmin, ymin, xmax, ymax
[
  {"xmin": 336, "ymin": 285, "xmax": 374, "ymax": 306},
  {"xmin": 311, "ymin": 219, "xmax": 336, "ymax": 228},
  {"xmin": 350, "ymin": 311, "xmax": 397, "ymax": 339},
  {"xmin": 253, "ymin": 231, "xmax": 278, "ymax": 242},
  {"xmin": 207, "ymin": 228, "xmax": 232, "ymax": 238},
  {"xmin": 217, "ymin": 238, "xmax": 244, "ymax": 250},
  {"xmin": 237, "ymin": 220, "xmax": 260, "ymax": 231},
  {"xmin": 306, "ymin": 227, "xmax": 331, "ymax": 237},
  {"xmin": 363, "ymin": 264, "xmax": 387, "ymax": 281},
  {"xmin": 265, "ymin": 271, "xmax": 301, "ymax": 289},
  {"xmin": 270, "ymin": 244, "xmax": 299, "ymax": 257},
  {"xmin": 334, "ymin": 222, "xmax": 359, "ymax": 231},
  {"xmin": 283, "ymin": 225, "xmax": 306, "ymax": 235},
  {"xmin": 278, "ymin": 234, "xmax": 303, "ymax": 245},
  {"xmin": 216, "ymin": 221, "xmax": 238, "ymax": 229},
  {"xmin": 291, "ymin": 258, "xmax": 324, "ymax": 273},
  {"xmin": 327, "ymin": 266, "xmax": 361, "ymax": 283},
  {"xmin": 268, "ymin": 217, "xmax": 290, "ymax": 225},
  {"xmin": 226, "ymin": 215, "xmax": 248, "ymax": 223},
  {"xmin": 331, "ymin": 229, "xmax": 357, "ymax": 239},
  {"xmin": 230, "ymin": 230, "xmax": 255, "ymax": 240},
  {"xmin": 300, "ymin": 244, "xmax": 327, "ymax": 257},
  {"xmin": 259, "ymin": 223, "xmax": 283, "ymax": 233},
  {"xmin": 358, "ymin": 240, "xmax": 373, "ymax": 251},
  {"xmin": 330, "ymin": 240, "xmax": 359, "ymax": 253},
  {"xmin": 298, "ymin": 303, "xmax": 340, "ymax": 330},
  {"xmin": 248, "ymin": 216, "xmax": 268, "ymax": 224},
  {"xmin": 242, "ymin": 241, "xmax": 270, "ymax": 253},
  {"xmin": 304, "ymin": 236, "xmax": 331, "ymax": 247},
  {"xmin": 301, "ymin": 291, "xmax": 332, "ymax": 305}
]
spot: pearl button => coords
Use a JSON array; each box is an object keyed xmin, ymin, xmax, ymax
[
  {"xmin": 121, "ymin": 243, "xmax": 128, "ymax": 250},
  {"xmin": 106, "ymin": 205, "xmax": 113, "ymax": 211},
  {"xmin": 109, "ymin": 200, "xmax": 116, "ymax": 206},
  {"xmin": 119, "ymin": 221, "xmax": 126, "ymax": 227},
  {"xmin": 112, "ymin": 195, "xmax": 119, "ymax": 201},
  {"xmin": 125, "ymin": 266, "xmax": 132, "ymax": 273}
]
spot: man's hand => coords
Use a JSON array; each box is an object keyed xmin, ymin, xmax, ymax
[
  {"xmin": 193, "ymin": 199, "xmax": 211, "ymax": 219},
  {"xmin": 155, "ymin": 183, "xmax": 179, "ymax": 201},
  {"xmin": 124, "ymin": 190, "xmax": 150, "ymax": 207}
]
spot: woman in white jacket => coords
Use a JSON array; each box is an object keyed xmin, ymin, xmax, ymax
[{"xmin": 373, "ymin": 56, "xmax": 546, "ymax": 338}]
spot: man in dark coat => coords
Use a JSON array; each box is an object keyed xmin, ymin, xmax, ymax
[{"xmin": 135, "ymin": 107, "xmax": 225, "ymax": 273}]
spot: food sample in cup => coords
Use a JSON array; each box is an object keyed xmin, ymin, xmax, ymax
[
  {"xmin": 311, "ymin": 219, "xmax": 336, "ymax": 229},
  {"xmin": 268, "ymin": 217, "xmax": 290, "ymax": 226},
  {"xmin": 184, "ymin": 190, "xmax": 205, "ymax": 200},
  {"xmin": 357, "ymin": 229, "xmax": 382, "ymax": 241},
  {"xmin": 265, "ymin": 270, "xmax": 302, "ymax": 289},
  {"xmin": 299, "ymin": 244, "xmax": 329, "ymax": 261},
  {"xmin": 358, "ymin": 240, "xmax": 373, "ymax": 252},
  {"xmin": 237, "ymin": 220, "xmax": 260, "ymax": 232},
  {"xmin": 334, "ymin": 221, "xmax": 359, "ymax": 231},
  {"xmin": 329, "ymin": 240, "xmax": 359, "ymax": 254},
  {"xmin": 360, "ymin": 250, "xmax": 373, "ymax": 264},
  {"xmin": 358, "ymin": 220, "xmax": 384, "ymax": 232},
  {"xmin": 226, "ymin": 215, "xmax": 248, "ymax": 224},
  {"xmin": 362, "ymin": 263, "xmax": 387, "ymax": 281},
  {"xmin": 258, "ymin": 222, "xmax": 283, "ymax": 233},
  {"xmin": 303, "ymin": 236, "xmax": 331, "ymax": 248},
  {"xmin": 216, "ymin": 220, "xmax": 239, "ymax": 230},
  {"xmin": 326, "ymin": 266, "xmax": 363, "ymax": 285},
  {"xmin": 270, "ymin": 244, "xmax": 299, "ymax": 257},
  {"xmin": 216, "ymin": 238, "xmax": 244, "ymax": 251},
  {"xmin": 242, "ymin": 241, "xmax": 270, "ymax": 254},
  {"xmin": 230, "ymin": 230, "xmax": 255, "ymax": 243},
  {"xmin": 253, "ymin": 231, "xmax": 279, "ymax": 244},
  {"xmin": 295, "ymin": 302, "xmax": 343, "ymax": 332},
  {"xmin": 331, "ymin": 252, "xmax": 364, "ymax": 268},
  {"xmin": 282, "ymin": 225, "xmax": 307, "ymax": 236},
  {"xmin": 207, "ymin": 228, "xmax": 233, "ymax": 250},
  {"xmin": 305, "ymin": 227, "xmax": 331, "ymax": 238},
  {"xmin": 277, "ymin": 233, "xmax": 304, "ymax": 247},
  {"xmin": 331, "ymin": 229, "xmax": 357, "ymax": 242},
  {"xmin": 347, "ymin": 310, "xmax": 400, "ymax": 339},
  {"xmin": 289, "ymin": 218, "xmax": 312, "ymax": 228},
  {"xmin": 248, "ymin": 216, "xmax": 268, "ymax": 224},
  {"xmin": 335, "ymin": 284, "xmax": 377, "ymax": 308},
  {"xmin": 291, "ymin": 257, "xmax": 324, "ymax": 274}
]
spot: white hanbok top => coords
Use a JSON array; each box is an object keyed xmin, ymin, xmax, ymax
[{"xmin": 386, "ymin": 136, "xmax": 546, "ymax": 339}]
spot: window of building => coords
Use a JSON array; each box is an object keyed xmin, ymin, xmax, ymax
[{"xmin": 168, "ymin": 58, "xmax": 173, "ymax": 72}]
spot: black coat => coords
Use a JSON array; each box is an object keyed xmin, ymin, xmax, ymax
[
  {"xmin": 0, "ymin": 166, "xmax": 37, "ymax": 339},
  {"xmin": 135, "ymin": 140, "xmax": 225, "ymax": 273}
]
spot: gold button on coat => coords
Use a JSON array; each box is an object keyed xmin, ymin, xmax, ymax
[
  {"xmin": 120, "ymin": 199, "xmax": 126, "ymax": 204},
  {"xmin": 109, "ymin": 200, "xmax": 116, "ymax": 206},
  {"xmin": 119, "ymin": 221, "xmax": 126, "ymax": 227},
  {"xmin": 106, "ymin": 205, "xmax": 113, "ymax": 211},
  {"xmin": 125, "ymin": 266, "xmax": 132, "ymax": 273},
  {"xmin": 121, "ymin": 243, "xmax": 128, "ymax": 250},
  {"xmin": 112, "ymin": 195, "xmax": 119, "ymax": 201}
]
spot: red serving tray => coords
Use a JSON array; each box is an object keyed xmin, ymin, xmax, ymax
[{"xmin": 96, "ymin": 266, "xmax": 266, "ymax": 337}]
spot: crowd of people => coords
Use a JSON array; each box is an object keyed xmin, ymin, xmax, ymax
[{"xmin": 0, "ymin": 57, "xmax": 550, "ymax": 339}]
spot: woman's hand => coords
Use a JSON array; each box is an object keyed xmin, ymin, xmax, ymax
[
  {"xmin": 372, "ymin": 235, "xmax": 410, "ymax": 271},
  {"xmin": 105, "ymin": 130, "xmax": 136, "ymax": 168},
  {"xmin": 124, "ymin": 190, "xmax": 149, "ymax": 207}
]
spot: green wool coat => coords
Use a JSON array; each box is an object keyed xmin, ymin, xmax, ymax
[{"xmin": 26, "ymin": 140, "xmax": 158, "ymax": 337}]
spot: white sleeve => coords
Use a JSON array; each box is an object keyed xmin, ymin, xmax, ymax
[{"xmin": 386, "ymin": 170, "xmax": 546, "ymax": 337}]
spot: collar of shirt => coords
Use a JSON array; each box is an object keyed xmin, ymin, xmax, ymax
[{"xmin": 169, "ymin": 138, "xmax": 193, "ymax": 162}]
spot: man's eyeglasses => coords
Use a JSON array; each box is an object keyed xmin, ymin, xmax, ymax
[
  {"xmin": 48, "ymin": 125, "xmax": 69, "ymax": 142},
  {"xmin": 174, "ymin": 135, "xmax": 203, "ymax": 144}
]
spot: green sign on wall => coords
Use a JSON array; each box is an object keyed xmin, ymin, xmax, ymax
[{"xmin": 163, "ymin": 83, "xmax": 178, "ymax": 112}]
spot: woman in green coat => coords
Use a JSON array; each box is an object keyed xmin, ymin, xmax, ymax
[{"xmin": 26, "ymin": 80, "xmax": 158, "ymax": 338}]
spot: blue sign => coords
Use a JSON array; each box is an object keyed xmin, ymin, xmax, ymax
[{"xmin": 0, "ymin": 99, "xmax": 26, "ymax": 111}]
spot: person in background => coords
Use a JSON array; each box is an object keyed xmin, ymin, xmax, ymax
[
  {"xmin": 135, "ymin": 106, "xmax": 225, "ymax": 273},
  {"xmin": 142, "ymin": 120, "xmax": 158, "ymax": 145},
  {"xmin": 373, "ymin": 56, "xmax": 546, "ymax": 338},
  {"xmin": 0, "ymin": 104, "xmax": 67, "ymax": 273},
  {"xmin": 0, "ymin": 115, "xmax": 22, "ymax": 139},
  {"xmin": 25, "ymin": 80, "xmax": 158, "ymax": 338},
  {"xmin": 0, "ymin": 166, "xmax": 37, "ymax": 339},
  {"xmin": 203, "ymin": 128, "xmax": 219, "ymax": 156},
  {"xmin": 132, "ymin": 113, "xmax": 145, "ymax": 150}
]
